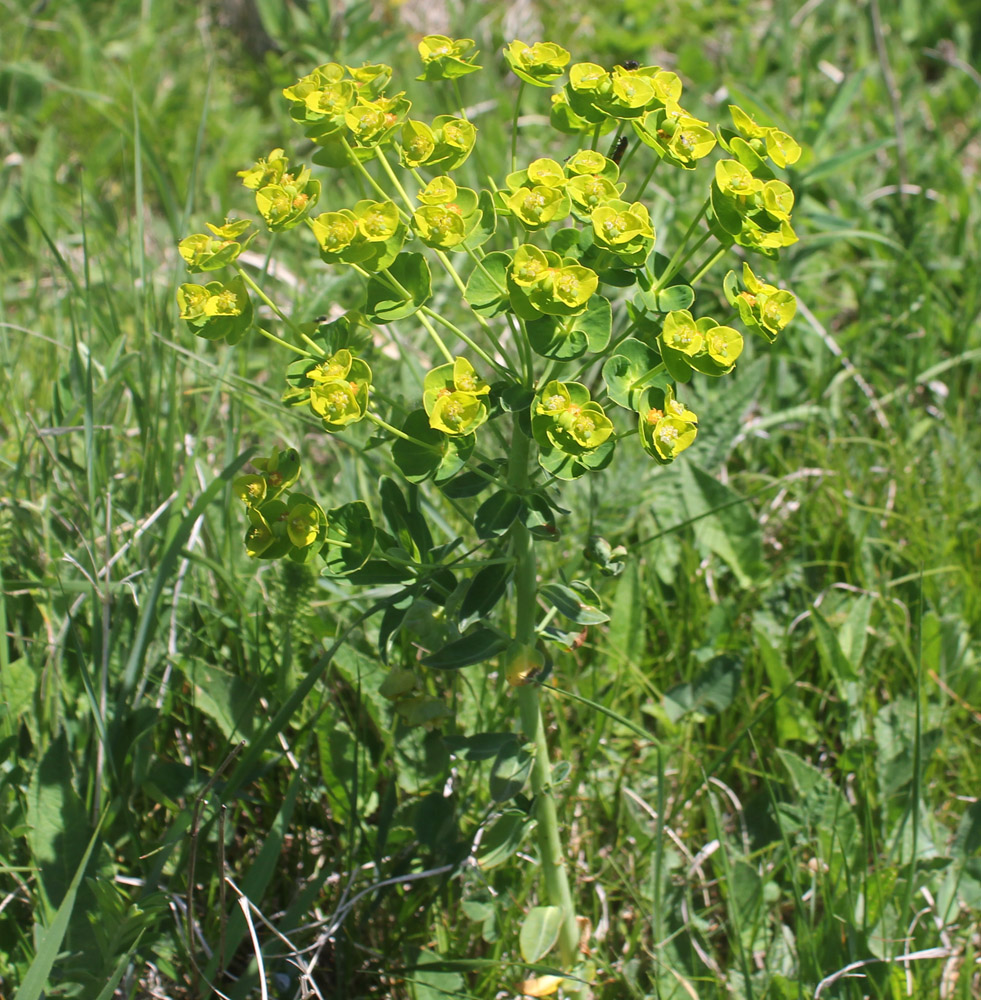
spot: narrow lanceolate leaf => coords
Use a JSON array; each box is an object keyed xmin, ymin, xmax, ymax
[
  {"xmin": 540, "ymin": 582, "xmax": 609, "ymax": 625},
  {"xmin": 15, "ymin": 813, "xmax": 105, "ymax": 1000},
  {"xmin": 421, "ymin": 627, "xmax": 507, "ymax": 669}
]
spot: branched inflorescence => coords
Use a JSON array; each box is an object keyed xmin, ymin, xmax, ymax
[{"xmin": 178, "ymin": 36, "xmax": 803, "ymax": 982}]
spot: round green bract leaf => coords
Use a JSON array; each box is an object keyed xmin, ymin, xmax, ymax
[
  {"xmin": 510, "ymin": 245, "xmax": 550, "ymax": 287},
  {"xmin": 356, "ymin": 200, "xmax": 401, "ymax": 241},
  {"xmin": 601, "ymin": 337, "xmax": 663, "ymax": 409},
  {"xmin": 255, "ymin": 178, "xmax": 320, "ymax": 232},
  {"xmin": 423, "ymin": 361, "xmax": 456, "ymax": 414},
  {"xmin": 658, "ymin": 339, "xmax": 694, "ymax": 382},
  {"xmin": 464, "ymin": 250, "xmax": 510, "ymax": 316},
  {"xmin": 526, "ymin": 315, "xmax": 588, "ymax": 360},
  {"xmin": 506, "ymin": 185, "xmax": 568, "ymax": 230},
  {"xmin": 365, "ymin": 252, "xmax": 432, "ymax": 323},
  {"xmin": 178, "ymin": 228, "xmax": 251, "ymax": 272},
  {"xmin": 653, "ymin": 284, "xmax": 695, "ymax": 313},
  {"xmin": 322, "ymin": 500, "xmax": 375, "ymax": 575},
  {"xmin": 639, "ymin": 410, "xmax": 697, "ymax": 463},
  {"xmin": 691, "ymin": 323, "xmax": 743, "ymax": 375},
  {"xmin": 459, "ymin": 189, "xmax": 496, "ymax": 251},
  {"xmin": 309, "ymin": 210, "xmax": 359, "ymax": 259},
  {"xmin": 577, "ymin": 292, "xmax": 612, "ymax": 353},
  {"xmin": 285, "ymin": 493, "xmax": 325, "ymax": 549},
  {"xmin": 538, "ymin": 436, "xmax": 615, "ymax": 480},
  {"xmin": 424, "ymin": 116, "xmax": 477, "ymax": 170},
  {"xmin": 766, "ymin": 128, "xmax": 802, "ymax": 167},
  {"xmin": 391, "ymin": 409, "xmax": 474, "ymax": 483},
  {"xmin": 233, "ymin": 474, "xmax": 267, "ymax": 506}
]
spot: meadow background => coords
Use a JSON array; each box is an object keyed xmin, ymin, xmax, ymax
[{"xmin": 1, "ymin": 0, "xmax": 980, "ymax": 997}]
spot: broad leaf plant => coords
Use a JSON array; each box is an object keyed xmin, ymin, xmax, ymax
[{"xmin": 178, "ymin": 36, "xmax": 801, "ymax": 992}]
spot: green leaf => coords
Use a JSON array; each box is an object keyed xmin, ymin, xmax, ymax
[
  {"xmin": 811, "ymin": 608, "xmax": 860, "ymax": 688},
  {"xmin": 421, "ymin": 627, "xmax": 507, "ymax": 669},
  {"xmin": 464, "ymin": 251, "xmax": 511, "ymax": 316},
  {"xmin": 658, "ymin": 339, "xmax": 693, "ymax": 383},
  {"xmin": 477, "ymin": 810, "xmax": 535, "ymax": 869},
  {"xmin": 26, "ymin": 731, "xmax": 89, "ymax": 915},
  {"xmin": 459, "ymin": 563, "xmax": 513, "ymax": 627},
  {"xmin": 519, "ymin": 905, "xmax": 562, "ymax": 963},
  {"xmin": 14, "ymin": 815, "xmax": 104, "ymax": 1000},
  {"xmin": 579, "ymin": 293, "xmax": 612, "ymax": 353},
  {"xmin": 601, "ymin": 338, "xmax": 662, "ymax": 409},
  {"xmin": 654, "ymin": 284, "xmax": 694, "ymax": 312},
  {"xmin": 406, "ymin": 948, "xmax": 466, "ymax": 1000},
  {"xmin": 474, "ymin": 490, "xmax": 523, "ymax": 539},
  {"xmin": 802, "ymin": 137, "xmax": 895, "ymax": 184},
  {"xmin": 323, "ymin": 500, "xmax": 375, "ymax": 575},
  {"xmin": 540, "ymin": 582, "xmax": 609, "ymax": 625},
  {"xmin": 678, "ymin": 463, "xmax": 765, "ymax": 586},
  {"xmin": 663, "ymin": 654, "xmax": 743, "ymax": 723},
  {"xmin": 121, "ymin": 449, "xmax": 254, "ymax": 698},
  {"xmin": 953, "ymin": 800, "xmax": 981, "ymax": 859},
  {"xmin": 380, "ymin": 477, "xmax": 433, "ymax": 561},
  {"xmin": 459, "ymin": 189, "xmax": 497, "ymax": 250},
  {"xmin": 444, "ymin": 732, "xmax": 518, "ymax": 761},
  {"xmin": 365, "ymin": 252, "xmax": 432, "ymax": 322},
  {"xmin": 489, "ymin": 740, "xmax": 533, "ymax": 802},
  {"xmin": 0, "ymin": 657, "xmax": 34, "ymax": 721},
  {"xmin": 526, "ymin": 314, "xmax": 588, "ymax": 360},
  {"xmin": 183, "ymin": 660, "xmax": 256, "ymax": 742},
  {"xmin": 391, "ymin": 409, "xmax": 447, "ymax": 482}
]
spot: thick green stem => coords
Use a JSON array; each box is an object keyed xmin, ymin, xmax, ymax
[{"xmin": 507, "ymin": 428, "xmax": 580, "ymax": 969}]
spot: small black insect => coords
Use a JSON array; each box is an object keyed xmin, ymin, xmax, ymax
[
  {"xmin": 609, "ymin": 136, "xmax": 629, "ymax": 165},
  {"xmin": 618, "ymin": 59, "xmax": 639, "ymax": 70}
]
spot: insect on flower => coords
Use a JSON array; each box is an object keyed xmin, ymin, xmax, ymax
[{"xmin": 609, "ymin": 135, "xmax": 629, "ymax": 165}]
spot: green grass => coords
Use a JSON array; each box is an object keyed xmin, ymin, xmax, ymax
[{"xmin": 2, "ymin": 0, "xmax": 980, "ymax": 998}]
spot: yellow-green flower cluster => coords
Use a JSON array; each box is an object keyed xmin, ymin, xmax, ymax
[
  {"xmin": 239, "ymin": 148, "xmax": 320, "ymax": 232},
  {"xmin": 308, "ymin": 199, "xmax": 406, "ymax": 269},
  {"xmin": 411, "ymin": 176, "xmax": 482, "ymax": 251},
  {"xmin": 725, "ymin": 262, "xmax": 797, "ymax": 343},
  {"xmin": 503, "ymin": 40, "xmax": 571, "ymax": 87},
  {"xmin": 399, "ymin": 116, "xmax": 477, "ymax": 171},
  {"xmin": 281, "ymin": 61, "xmax": 409, "ymax": 166},
  {"xmin": 501, "ymin": 151, "xmax": 631, "ymax": 232},
  {"xmin": 710, "ymin": 158, "xmax": 798, "ymax": 254},
  {"xmin": 507, "ymin": 244, "xmax": 598, "ymax": 318},
  {"xmin": 659, "ymin": 309, "xmax": 744, "ymax": 377},
  {"xmin": 638, "ymin": 386, "xmax": 698, "ymax": 464},
  {"xmin": 422, "ymin": 358, "xmax": 490, "ymax": 436},
  {"xmin": 531, "ymin": 380, "xmax": 617, "ymax": 480},
  {"xmin": 416, "ymin": 35, "xmax": 481, "ymax": 82},
  {"xmin": 176, "ymin": 275, "xmax": 252, "ymax": 345},
  {"xmin": 723, "ymin": 105, "xmax": 802, "ymax": 169},
  {"xmin": 287, "ymin": 349, "xmax": 372, "ymax": 433},
  {"xmin": 178, "ymin": 219, "xmax": 254, "ymax": 272},
  {"xmin": 232, "ymin": 449, "xmax": 327, "ymax": 562}
]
